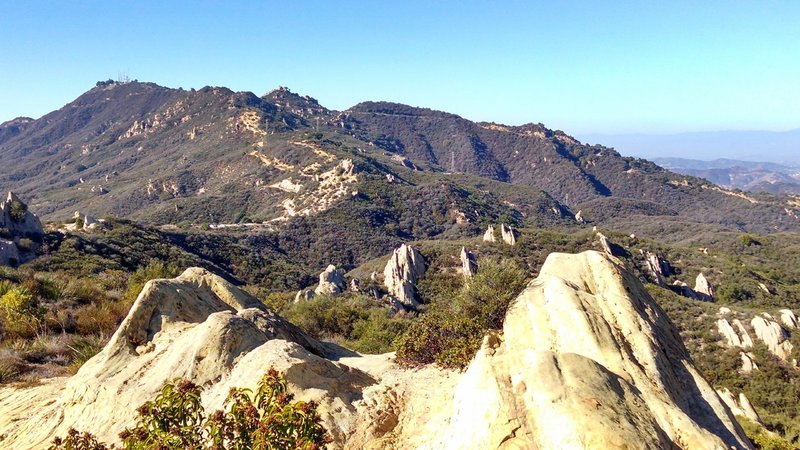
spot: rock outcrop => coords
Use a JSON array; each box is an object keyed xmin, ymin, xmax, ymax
[
  {"xmin": 0, "ymin": 253, "xmax": 754, "ymax": 450},
  {"xmin": 500, "ymin": 224, "xmax": 516, "ymax": 246},
  {"xmin": 0, "ymin": 192, "xmax": 44, "ymax": 237},
  {"xmin": 751, "ymin": 315, "xmax": 794, "ymax": 360},
  {"xmin": 294, "ymin": 288, "xmax": 315, "ymax": 303},
  {"xmin": 717, "ymin": 318, "xmax": 754, "ymax": 349},
  {"xmin": 439, "ymin": 251, "xmax": 752, "ymax": 449},
  {"xmin": 482, "ymin": 225, "xmax": 496, "ymax": 242},
  {"xmin": 383, "ymin": 244, "xmax": 426, "ymax": 308},
  {"xmin": 740, "ymin": 353, "xmax": 758, "ymax": 373},
  {"xmin": 644, "ymin": 251, "xmax": 670, "ymax": 287},
  {"xmin": 695, "ymin": 273, "xmax": 715, "ymax": 301},
  {"xmin": 315, "ymin": 264, "xmax": 346, "ymax": 296},
  {"xmin": 0, "ymin": 192, "xmax": 43, "ymax": 266},
  {"xmin": 716, "ymin": 388, "xmax": 763, "ymax": 425},
  {"xmin": 779, "ymin": 309, "xmax": 798, "ymax": 329},
  {"xmin": 460, "ymin": 247, "xmax": 477, "ymax": 279},
  {"xmin": 672, "ymin": 280, "xmax": 699, "ymax": 299}
]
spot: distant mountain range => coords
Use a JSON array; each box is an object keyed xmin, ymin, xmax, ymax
[
  {"xmin": 1, "ymin": 80, "xmax": 799, "ymax": 238},
  {"xmin": 653, "ymin": 157, "xmax": 800, "ymax": 195},
  {"xmin": 578, "ymin": 129, "xmax": 800, "ymax": 165}
]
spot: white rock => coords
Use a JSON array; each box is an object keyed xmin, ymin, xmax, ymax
[
  {"xmin": 315, "ymin": 264, "xmax": 346, "ymax": 296},
  {"xmin": 440, "ymin": 251, "xmax": 752, "ymax": 449},
  {"xmin": 0, "ymin": 192, "xmax": 44, "ymax": 237},
  {"xmin": 500, "ymin": 224, "xmax": 516, "ymax": 246},
  {"xmin": 294, "ymin": 288, "xmax": 315, "ymax": 303},
  {"xmin": 716, "ymin": 388, "xmax": 763, "ymax": 425},
  {"xmin": 383, "ymin": 244, "xmax": 426, "ymax": 308},
  {"xmin": 460, "ymin": 247, "xmax": 477, "ymax": 279},
  {"xmin": 482, "ymin": 225, "xmax": 496, "ymax": 243},
  {"xmin": 751, "ymin": 316, "xmax": 794, "ymax": 360},
  {"xmin": 779, "ymin": 309, "xmax": 798, "ymax": 329},
  {"xmin": 740, "ymin": 352, "xmax": 758, "ymax": 374},
  {"xmin": 694, "ymin": 273, "xmax": 715, "ymax": 300},
  {"xmin": 575, "ymin": 210, "xmax": 585, "ymax": 224}
]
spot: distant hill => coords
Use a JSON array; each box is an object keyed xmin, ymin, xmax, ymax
[
  {"xmin": 654, "ymin": 157, "xmax": 800, "ymax": 194},
  {"xmin": 1, "ymin": 80, "xmax": 799, "ymax": 238},
  {"xmin": 578, "ymin": 129, "xmax": 800, "ymax": 165}
]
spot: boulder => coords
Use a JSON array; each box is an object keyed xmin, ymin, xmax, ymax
[
  {"xmin": 716, "ymin": 319, "xmax": 753, "ymax": 349},
  {"xmin": 716, "ymin": 388, "xmax": 763, "ymax": 425},
  {"xmin": 383, "ymin": 244, "xmax": 426, "ymax": 308},
  {"xmin": 349, "ymin": 279, "xmax": 361, "ymax": 292},
  {"xmin": 575, "ymin": 210, "xmax": 585, "ymax": 224},
  {"xmin": 596, "ymin": 231, "xmax": 614, "ymax": 256},
  {"xmin": 779, "ymin": 309, "xmax": 798, "ymax": 329},
  {"xmin": 460, "ymin": 247, "xmax": 477, "ymax": 279},
  {"xmin": 315, "ymin": 264, "xmax": 346, "ymax": 296},
  {"xmin": 482, "ymin": 225, "xmax": 496, "ymax": 243},
  {"xmin": 439, "ymin": 251, "xmax": 752, "ymax": 449},
  {"xmin": 500, "ymin": 224, "xmax": 516, "ymax": 246},
  {"xmin": 751, "ymin": 316, "xmax": 794, "ymax": 360},
  {"xmin": 740, "ymin": 352, "xmax": 758, "ymax": 374},
  {"xmin": 694, "ymin": 273, "xmax": 715, "ymax": 301},
  {"xmin": 0, "ymin": 192, "xmax": 44, "ymax": 237}
]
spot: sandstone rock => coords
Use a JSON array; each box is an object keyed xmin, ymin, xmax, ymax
[
  {"xmin": 315, "ymin": 264, "xmax": 346, "ymax": 296},
  {"xmin": 0, "ymin": 239, "xmax": 20, "ymax": 266},
  {"xmin": 295, "ymin": 288, "xmax": 315, "ymax": 303},
  {"xmin": 719, "ymin": 307, "xmax": 732, "ymax": 315},
  {"xmin": 439, "ymin": 251, "xmax": 752, "ymax": 449},
  {"xmin": 779, "ymin": 309, "xmax": 798, "ymax": 329},
  {"xmin": 717, "ymin": 318, "xmax": 753, "ymax": 349},
  {"xmin": 391, "ymin": 154, "xmax": 418, "ymax": 171},
  {"xmin": 575, "ymin": 209, "xmax": 585, "ymax": 224},
  {"xmin": 740, "ymin": 352, "xmax": 758, "ymax": 373},
  {"xmin": 460, "ymin": 247, "xmax": 477, "ymax": 279},
  {"xmin": 751, "ymin": 316, "xmax": 793, "ymax": 360},
  {"xmin": 500, "ymin": 224, "xmax": 516, "ymax": 246},
  {"xmin": 695, "ymin": 273, "xmax": 715, "ymax": 301},
  {"xmin": 0, "ymin": 254, "xmax": 755, "ymax": 450},
  {"xmin": 482, "ymin": 225, "xmax": 495, "ymax": 243},
  {"xmin": 644, "ymin": 251, "xmax": 670, "ymax": 286},
  {"xmin": 716, "ymin": 388, "xmax": 763, "ymax": 425},
  {"xmin": 596, "ymin": 231, "xmax": 613, "ymax": 255},
  {"xmin": 758, "ymin": 283, "xmax": 774, "ymax": 295},
  {"xmin": 350, "ymin": 279, "xmax": 361, "ymax": 292},
  {"xmin": 383, "ymin": 244, "xmax": 426, "ymax": 308},
  {"xmin": 0, "ymin": 192, "xmax": 43, "ymax": 237}
]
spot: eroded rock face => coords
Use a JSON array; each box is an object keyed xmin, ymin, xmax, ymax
[
  {"xmin": 644, "ymin": 251, "xmax": 670, "ymax": 287},
  {"xmin": 717, "ymin": 318, "xmax": 754, "ymax": 349},
  {"xmin": 500, "ymin": 224, "xmax": 516, "ymax": 246},
  {"xmin": 482, "ymin": 225, "xmax": 496, "ymax": 243},
  {"xmin": 0, "ymin": 192, "xmax": 44, "ymax": 237},
  {"xmin": 0, "ymin": 239, "xmax": 20, "ymax": 266},
  {"xmin": 383, "ymin": 244, "xmax": 426, "ymax": 308},
  {"xmin": 717, "ymin": 388, "xmax": 762, "ymax": 425},
  {"xmin": 0, "ymin": 254, "xmax": 754, "ymax": 450},
  {"xmin": 460, "ymin": 247, "xmax": 477, "ymax": 279},
  {"xmin": 779, "ymin": 309, "xmax": 798, "ymax": 329},
  {"xmin": 695, "ymin": 273, "xmax": 715, "ymax": 301},
  {"xmin": 315, "ymin": 264, "xmax": 346, "ymax": 296},
  {"xmin": 751, "ymin": 316, "xmax": 794, "ymax": 360},
  {"xmin": 440, "ymin": 251, "xmax": 752, "ymax": 450},
  {"xmin": 673, "ymin": 280, "xmax": 699, "ymax": 299}
]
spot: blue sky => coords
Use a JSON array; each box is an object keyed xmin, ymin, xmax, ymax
[{"xmin": 1, "ymin": 1, "xmax": 798, "ymax": 134}]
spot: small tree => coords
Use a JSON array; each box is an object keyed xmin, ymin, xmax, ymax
[{"xmin": 9, "ymin": 198, "xmax": 27, "ymax": 222}]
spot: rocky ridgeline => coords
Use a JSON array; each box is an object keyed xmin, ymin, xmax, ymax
[
  {"xmin": 0, "ymin": 251, "xmax": 754, "ymax": 449},
  {"xmin": 0, "ymin": 191, "xmax": 43, "ymax": 266},
  {"xmin": 717, "ymin": 308, "xmax": 797, "ymax": 369},
  {"xmin": 482, "ymin": 224, "xmax": 517, "ymax": 246}
]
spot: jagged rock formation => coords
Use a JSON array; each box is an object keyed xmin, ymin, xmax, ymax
[
  {"xmin": 439, "ymin": 251, "xmax": 752, "ymax": 449},
  {"xmin": 596, "ymin": 231, "xmax": 614, "ymax": 255},
  {"xmin": 0, "ymin": 192, "xmax": 43, "ymax": 266},
  {"xmin": 740, "ymin": 353, "xmax": 758, "ymax": 374},
  {"xmin": 315, "ymin": 264, "xmax": 346, "ymax": 296},
  {"xmin": 695, "ymin": 273, "xmax": 715, "ymax": 301},
  {"xmin": 64, "ymin": 211, "xmax": 101, "ymax": 232},
  {"xmin": 716, "ymin": 388, "xmax": 763, "ymax": 425},
  {"xmin": 751, "ymin": 315, "xmax": 794, "ymax": 361},
  {"xmin": 644, "ymin": 251, "xmax": 670, "ymax": 287},
  {"xmin": 717, "ymin": 318, "xmax": 754, "ymax": 349},
  {"xmin": 482, "ymin": 225, "xmax": 496, "ymax": 242},
  {"xmin": 0, "ymin": 253, "xmax": 754, "ymax": 449},
  {"xmin": 500, "ymin": 224, "xmax": 516, "ymax": 246},
  {"xmin": 575, "ymin": 209, "xmax": 585, "ymax": 224},
  {"xmin": 0, "ymin": 192, "xmax": 44, "ymax": 236},
  {"xmin": 460, "ymin": 247, "xmax": 477, "ymax": 279},
  {"xmin": 383, "ymin": 244, "xmax": 426, "ymax": 308}
]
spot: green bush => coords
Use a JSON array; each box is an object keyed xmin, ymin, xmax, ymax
[
  {"xmin": 395, "ymin": 257, "xmax": 528, "ymax": 369},
  {"xmin": 9, "ymin": 198, "xmax": 27, "ymax": 222},
  {"xmin": 50, "ymin": 369, "xmax": 330, "ymax": 450},
  {"xmin": 123, "ymin": 260, "xmax": 179, "ymax": 304}
]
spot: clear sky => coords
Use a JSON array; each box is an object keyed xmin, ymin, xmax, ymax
[{"xmin": 1, "ymin": 1, "xmax": 799, "ymax": 134}]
